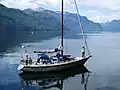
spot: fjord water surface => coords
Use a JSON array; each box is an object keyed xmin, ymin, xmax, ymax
[{"xmin": 0, "ymin": 32, "xmax": 120, "ymax": 90}]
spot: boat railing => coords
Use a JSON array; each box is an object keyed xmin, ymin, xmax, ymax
[{"xmin": 20, "ymin": 50, "xmax": 79, "ymax": 65}]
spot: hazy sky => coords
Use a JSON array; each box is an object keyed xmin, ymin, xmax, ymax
[{"xmin": 0, "ymin": 0, "xmax": 120, "ymax": 23}]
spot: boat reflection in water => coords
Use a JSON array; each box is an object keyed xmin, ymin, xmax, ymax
[{"xmin": 19, "ymin": 66, "xmax": 91, "ymax": 90}]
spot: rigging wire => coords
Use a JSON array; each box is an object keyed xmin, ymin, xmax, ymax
[{"xmin": 73, "ymin": 0, "xmax": 91, "ymax": 56}]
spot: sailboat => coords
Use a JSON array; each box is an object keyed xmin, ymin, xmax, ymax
[{"xmin": 18, "ymin": 0, "xmax": 92, "ymax": 72}]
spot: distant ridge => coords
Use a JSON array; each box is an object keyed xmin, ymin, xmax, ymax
[
  {"xmin": 102, "ymin": 20, "xmax": 120, "ymax": 32},
  {"xmin": 0, "ymin": 3, "xmax": 6, "ymax": 7}
]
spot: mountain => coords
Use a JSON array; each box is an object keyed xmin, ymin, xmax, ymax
[
  {"xmin": 0, "ymin": 3, "xmax": 102, "ymax": 51},
  {"xmin": 23, "ymin": 9, "xmax": 69, "ymax": 37},
  {"xmin": 23, "ymin": 9, "xmax": 102, "ymax": 39},
  {"xmin": 0, "ymin": 4, "xmax": 62, "ymax": 51},
  {"xmin": 63, "ymin": 12, "xmax": 102, "ymax": 32},
  {"xmin": 23, "ymin": 9, "xmax": 65, "ymax": 31},
  {"xmin": 0, "ymin": 3, "xmax": 6, "ymax": 7},
  {"xmin": 55, "ymin": 12, "xmax": 102, "ymax": 38},
  {"xmin": 23, "ymin": 9, "xmax": 102, "ymax": 33},
  {"xmin": 102, "ymin": 20, "xmax": 120, "ymax": 32}
]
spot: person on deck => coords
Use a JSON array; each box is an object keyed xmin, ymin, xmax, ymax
[
  {"xmin": 25, "ymin": 55, "xmax": 29, "ymax": 65},
  {"xmin": 54, "ymin": 45, "xmax": 63, "ymax": 52},
  {"xmin": 29, "ymin": 57, "xmax": 32, "ymax": 65},
  {"xmin": 20, "ymin": 55, "xmax": 25, "ymax": 64},
  {"xmin": 55, "ymin": 45, "xmax": 63, "ymax": 57},
  {"xmin": 82, "ymin": 46, "xmax": 85, "ymax": 58}
]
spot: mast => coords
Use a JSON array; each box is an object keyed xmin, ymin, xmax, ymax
[{"xmin": 61, "ymin": 0, "xmax": 64, "ymax": 57}]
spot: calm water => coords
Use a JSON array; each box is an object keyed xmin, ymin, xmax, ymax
[{"xmin": 0, "ymin": 32, "xmax": 120, "ymax": 90}]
